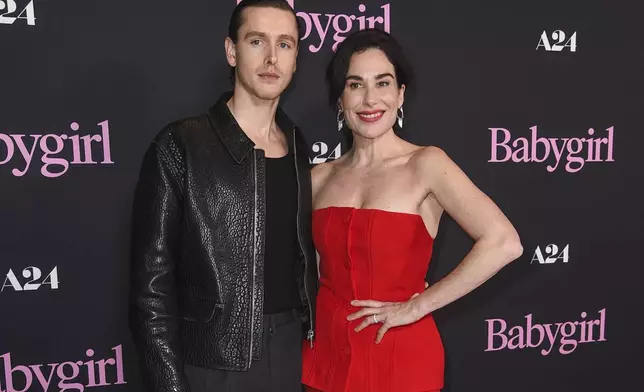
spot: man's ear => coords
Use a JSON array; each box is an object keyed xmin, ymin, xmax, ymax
[{"xmin": 225, "ymin": 37, "xmax": 237, "ymax": 67}]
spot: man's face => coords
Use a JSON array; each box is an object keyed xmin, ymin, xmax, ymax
[{"xmin": 225, "ymin": 7, "xmax": 299, "ymax": 101}]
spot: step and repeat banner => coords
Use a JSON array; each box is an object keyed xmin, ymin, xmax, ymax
[{"xmin": 1, "ymin": 0, "xmax": 642, "ymax": 391}]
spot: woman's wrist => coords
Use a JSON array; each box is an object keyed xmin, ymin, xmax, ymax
[{"xmin": 412, "ymin": 294, "xmax": 434, "ymax": 319}]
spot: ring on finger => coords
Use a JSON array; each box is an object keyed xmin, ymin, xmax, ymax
[{"xmin": 372, "ymin": 314, "xmax": 378, "ymax": 324}]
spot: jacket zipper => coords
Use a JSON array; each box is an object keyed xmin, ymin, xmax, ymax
[
  {"xmin": 249, "ymin": 150, "xmax": 258, "ymax": 366},
  {"xmin": 293, "ymin": 128, "xmax": 315, "ymax": 348}
]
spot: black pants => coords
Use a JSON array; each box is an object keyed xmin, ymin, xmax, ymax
[{"xmin": 184, "ymin": 309, "xmax": 303, "ymax": 392}]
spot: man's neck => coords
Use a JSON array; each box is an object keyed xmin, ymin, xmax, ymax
[{"xmin": 226, "ymin": 86, "xmax": 281, "ymax": 143}]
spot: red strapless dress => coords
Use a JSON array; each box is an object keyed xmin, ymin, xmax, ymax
[{"xmin": 302, "ymin": 207, "xmax": 445, "ymax": 392}]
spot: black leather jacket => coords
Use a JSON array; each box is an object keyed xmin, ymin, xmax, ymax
[{"xmin": 128, "ymin": 92, "xmax": 318, "ymax": 392}]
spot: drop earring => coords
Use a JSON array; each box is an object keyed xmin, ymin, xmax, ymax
[
  {"xmin": 397, "ymin": 106, "xmax": 404, "ymax": 128},
  {"xmin": 337, "ymin": 109, "xmax": 345, "ymax": 131}
]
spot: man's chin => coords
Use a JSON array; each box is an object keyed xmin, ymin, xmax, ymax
[{"xmin": 253, "ymin": 85, "xmax": 286, "ymax": 101}]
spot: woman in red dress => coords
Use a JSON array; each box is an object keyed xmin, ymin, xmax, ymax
[{"xmin": 301, "ymin": 29, "xmax": 523, "ymax": 392}]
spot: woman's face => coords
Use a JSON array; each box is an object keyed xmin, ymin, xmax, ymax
[{"xmin": 340, "ymin": 48, "xmax": 405, "ymax": 141}]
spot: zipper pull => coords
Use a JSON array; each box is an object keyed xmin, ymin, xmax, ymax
[{"xmin": 307, "ymin": 329, "xmax": 315, "ymax": 348}]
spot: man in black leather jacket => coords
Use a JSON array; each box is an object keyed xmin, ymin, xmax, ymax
[{"xmin": 128, "ymin": 1, "xmax": 317, "ymax": 391}]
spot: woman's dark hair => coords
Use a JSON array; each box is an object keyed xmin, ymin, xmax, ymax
[
  {"xmin": 325, "ymin": 29, "xmax": 414, "ymax": 147},
  {"xmin": 326, "ymin": 28, "xmax": 413, "ymax": 108}
]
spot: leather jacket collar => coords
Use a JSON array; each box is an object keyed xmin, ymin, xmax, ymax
[{"xmin": 207, "ymin": 91, "xmax": 297, "ymax": 164}]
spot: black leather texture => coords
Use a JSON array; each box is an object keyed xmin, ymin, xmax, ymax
[{"xmin": 128, "ymin": 92, "xmax": 318, "ymax": 392}]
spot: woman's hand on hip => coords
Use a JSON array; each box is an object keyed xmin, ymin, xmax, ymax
[{"xmin": 347, "ymin": 296, "xmax": 428, "ymax": 344}]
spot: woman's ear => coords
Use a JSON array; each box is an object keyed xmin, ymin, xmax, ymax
[{"xmin": 398, "ymin": 84, "xmax": 406, "ymax": 108}]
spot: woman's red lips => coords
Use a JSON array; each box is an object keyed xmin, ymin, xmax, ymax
[{"xmin": 357, "ymin": 110, "xmax": 385, "ymax": 122}]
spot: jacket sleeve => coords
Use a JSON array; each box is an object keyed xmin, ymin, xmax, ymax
[{"xmin": 128, "ymin": 137, "xmax": 191, "ymax": 392}]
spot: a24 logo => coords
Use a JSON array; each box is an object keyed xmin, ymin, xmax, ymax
[
  {"xmin": 531, "ymin": 244, "xmax": 570, "ymax": 264},
  {"xmin": 0, "ymin": 0, "xmax": 35, "ymax": 25},
  {"xmin": 1, "ymin": 266, "xmax": 59, "ymax": 291},
  {"xmin": 536, "ymin": 30, "xmax": 577, "ymax": 52},
  {"xmin": 310, "ymin": 142, "xmax": 341, "ymax": 164}
]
